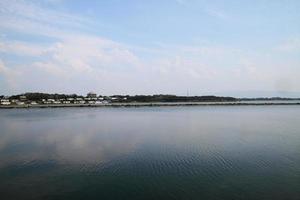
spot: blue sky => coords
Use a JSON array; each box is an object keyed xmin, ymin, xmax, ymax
[{"xmin": 1, "ymin": 0, "xmax": 300, "ymax": 97}]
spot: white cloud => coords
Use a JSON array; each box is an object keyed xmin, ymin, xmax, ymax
[
  {"xmin": 0, "ymin": 40, "xmax": 47, "ymax": 56},
  {"xmin": 0, "ymin": 0, "xmax": 90, "ymax": 29},
  {"xmin": 0, "ymin": 59, "xmax": 21, "ymax": 89},
  {"xmin": 276, "ymin": 38, "xmax": 300, "ymax": 52},
  {"xmin": 0, "ymin": 60, "xmax": 8, "ymax": 74},
  {"xmin": 0, "ymin": 0, "xmax": 300, "ymax": 96},
  {"xmin": 34, "ymin": 35, "xmax": 141, "ymax": 76},
  {"xmin": 205, "ymin": 7, "xmax": 229, "ymax": 20}
]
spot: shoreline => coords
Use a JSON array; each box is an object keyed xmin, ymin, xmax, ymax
[{"xmin": 1, "ymin": 101, "xmax": 300, "ymax": 109}]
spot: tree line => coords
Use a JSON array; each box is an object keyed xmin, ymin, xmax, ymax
[
  {"xmin": 4, "ymin": 93, "xmax": 237, "ymax": 102},
  {"xmin": 3, "ymin": 93, "xmax": 299, "ymax": 102}
]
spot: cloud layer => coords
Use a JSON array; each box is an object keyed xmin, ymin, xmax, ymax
[{"xmin": 0, "ymin": 0, "xmax": 300, "ymax": 97}]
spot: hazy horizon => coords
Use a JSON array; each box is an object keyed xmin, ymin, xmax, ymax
[{"xmin": 1, "ymin": 0, "xmax": 300, "ymax": 97}]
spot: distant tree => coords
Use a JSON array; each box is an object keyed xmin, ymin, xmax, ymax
[{"xmin": 8, "ymin": 92, "xmax": 84, "ymax": 101}]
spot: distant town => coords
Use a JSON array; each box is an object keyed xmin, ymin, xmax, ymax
[{"xmin": 1, "ymin": 92, "xmax": 300, "ymax": 108}]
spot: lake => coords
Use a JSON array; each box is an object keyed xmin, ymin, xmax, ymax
[{"xmin": 0, "ymin": 106, "xmax": 299, "ymax": 200}]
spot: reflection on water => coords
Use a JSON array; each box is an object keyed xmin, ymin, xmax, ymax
[{"xmin": 0, "ymin": 106, "xmax": 300, "ymax": 200}]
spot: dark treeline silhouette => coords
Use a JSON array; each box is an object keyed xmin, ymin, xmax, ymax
[
  {"xmin": 5, "ymin": 93, "xmax": 236, "ymax": 102},
  {"xmin": 8, "ymin": 93, "xmax": 84, "ymax": 101},
  {"xmin": 2, "ymin": 93, "xmax": 300, "ymax": 102}
]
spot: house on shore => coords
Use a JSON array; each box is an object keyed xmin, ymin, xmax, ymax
[
  {"xmin": 0, "ymin": 99, "xmax": 11, "ymax": 105},
  {"xmin": 19, "ymin": 95, "xmax": 27, "ymax": 101}
]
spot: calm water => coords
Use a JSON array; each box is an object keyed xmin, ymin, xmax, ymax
[{"xmin": 0, "ymin": 106, "xmax": 299, "ymax": 200}]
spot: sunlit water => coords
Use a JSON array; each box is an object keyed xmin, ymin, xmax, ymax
[{"xmin": 0, "ymin": 106, "xmax": 299, "ymax": 200}]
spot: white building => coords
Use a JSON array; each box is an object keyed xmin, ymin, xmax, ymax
[{"xmin": 0, "ymin": 99, "xmax": 11, "ymax": 105}]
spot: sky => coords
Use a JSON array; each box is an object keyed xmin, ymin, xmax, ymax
[{"xmin": 0, "ymin": 0, "xmax": 300, "ymax": 97}]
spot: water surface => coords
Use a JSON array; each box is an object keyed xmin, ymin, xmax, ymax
[{"xmin": 0, "ymin": 106, "xmax": 299, "ymax": 200}]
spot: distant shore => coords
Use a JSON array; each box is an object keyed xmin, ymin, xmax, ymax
[
  {"xmin": 1, "ymin": 101, "xmax": 300, "ymax": 109},
  {"xmin": 2, "ymin": 93, "xmax": 300, "ymax": 109}
]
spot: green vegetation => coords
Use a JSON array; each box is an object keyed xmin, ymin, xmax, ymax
[
  {"xmin": 4, "ymin": 93, "xmax": 236, "ymax": 102},
  {"xmin": 2, "ymin": 93, "xmax": 300, "ymax": 103},
  {"xmin": 8, "ymin": 93, "xmax": 84, "ymax": 101}
]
